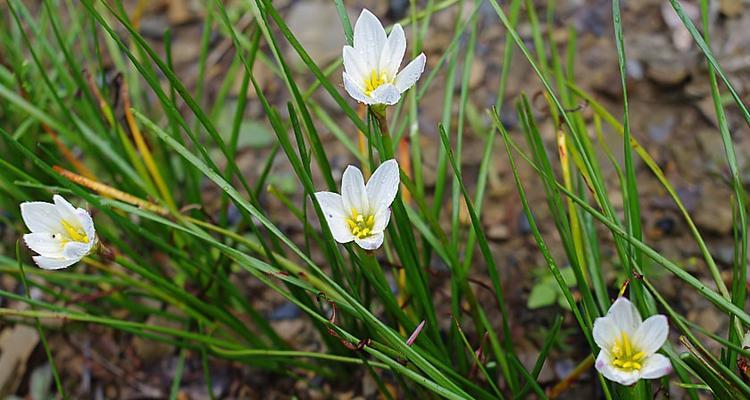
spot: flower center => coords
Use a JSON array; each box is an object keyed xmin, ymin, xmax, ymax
[
  {"xmin": 346, "ymin": 209, "xmax": 375, "ymax": 239},
  {"xmin": 61, "ymin": 219, "xmax": 89, "ymax": 244},
  {"xmin": 610, "ymin": 331, "xmax": 646, "ymax": 371},
  {"xmin": 364, "ymin": 70, "xmax": 390, "ymax": 96}
]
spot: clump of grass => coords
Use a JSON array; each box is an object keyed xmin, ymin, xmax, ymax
[{"xmin": 0, "ymin": 0, "xmax": 748, "ymax": 398}]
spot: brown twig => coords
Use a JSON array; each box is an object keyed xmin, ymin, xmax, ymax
[
  {"xmin": 547, "ymin": 354, "xmax": 594, "ymax": 398},
  {"xmin": 53, "ymin": 166, "xmax": 169, "ymax": 215}
]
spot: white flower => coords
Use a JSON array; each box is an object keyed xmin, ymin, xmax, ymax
[
  {"xmin": 20, "ymin": 195, "xmax": 96, "ymax": 270},
  {"xmin": 342, "ymin": 9, "xmax": 426, "ymax": 106},
  {"xmin": 315, "ymin": 160, "xmax": 399, "ymax": 250},
  {"xmin": 593, "ymin": 297, "xmax": 672, "ymax": 386}
]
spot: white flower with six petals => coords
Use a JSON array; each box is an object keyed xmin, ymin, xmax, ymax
[
  {"xmin": 343, "ymin": 9, "xmax": 426, "ymax": 106},
  {"xmin": 593, "ymin": 297, "xmax": 672, "ymax": 386},
  {"xmin": 21, "ymin": 195, "xmax": 96, "ymax": 270},
  {"xmin": 315, "ymin": 160, "xmax": 399, "ymax": 250}
]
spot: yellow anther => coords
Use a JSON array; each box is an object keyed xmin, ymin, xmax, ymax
[
  {"xmin": 611, "ymin": 345, "xmax": 623, "ymax": 358},
  {"xmin": 345, "ymin": 208, "xmax": 376, "ymax": 239},
  {"xmin": 364, "ymin": 70, "xmax": 391, "ymax": 96},
  {"xmin": 61, "ymin": 219, "xmax": 88, "ymax": 243},
  {"xmin": 609, "ymin": 331, "xmax": 644, "ymax": 372},
  {"xmin": 623, "ymin": 333, "xmax": 633, "ymax": 355}
]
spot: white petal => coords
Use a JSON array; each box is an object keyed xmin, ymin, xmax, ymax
[
  {"xmin": 366, "ymin": 159, "xmax": 400, "ymax": 214},
  {"xmin": 343, "ymin": 72, "xmax": 371, "ymax": 104},
  {"xmin": 32, "ymin": 256, "xmax": 78, "ymax": 270},
  {"xmin": 63, "ymin": 241, "xmax": 91, "ymax": 260},
  {"xmin": 353, "ymin": 9, "xmax": 387, "ymax": 68},
  {"xmin": 23, "ymin": 233, "xmax": 65, "ymax": 257},
  {"xmin": 372, "ymin": 208, "xmax": 391, "ymax": 233},
  {"xmin": 593, "ymin": 315, "xmax": 619, "ymax": 351},
  {"xmin": 633, "ymin": 315, "xmax": 669, "ymax": 355},
  {"xmin": 53, "ymin": 195, "xmax": 79, "ymax": 223},
  {"xmin": 595, "ymin": 351, "xmax": 641, "ymax": 386},
  {"xmin": 355, "ymin": 232, "xmax": 384, "ymax": 250},
  {"xmin": 20, "ymin": 201, "xmax": 63, "ymax": 233},
  {"xmin": 639, "ymin": 353, "xmax": 672, "ymax": 380},
  {"xmin": 314, "ymin": 191, "xmax": 355, "ymax": 244},
  {"xmin": 76, "ymin": 208, "xmax": 96, "ymax": 243},
  {"xmin": 394, "ymin": 53, "xmax": 426, "ymax": 93},
  {"xmin": 379, "ymin": 24, "xmax": 406, "ymax": 77},
  {"xmin": 370, "ymin": 83, "xmax": 401, "ymax": 105},
  {"xmin": 341, "ymin": 165, "xmax": 369, "ymax": 214},
  {"xmin": 608, "ymin": 297, "xmax": 642, "ymax": 335},
  {"xmin": 343, "ymin": 45, "xmax": 369, "ymax": 83}
]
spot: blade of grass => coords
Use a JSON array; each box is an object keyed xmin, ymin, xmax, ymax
[
  {"xmin": 439, "ymin": 124, "xmax": 518, "ymax": 391},
  {"xmin": 16, "ymin": 242, "xmax": 67, "ymax": 400},
  {"xmin": 697, "ymin": 0, "xmax": 748, "ymax": 368},
  {"xmin": 612, "ymin": 0, "xmax": 647, "ymax": 318}
]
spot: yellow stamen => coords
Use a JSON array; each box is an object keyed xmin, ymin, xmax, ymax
[
  {"xmin": 345, "ymin": 208, "xmax": 376, "ymax": 239},
  {"xmin": 609, "ymin": 331, "xmax": 644, "ymax": 372},
  {"xmin": 364, "ymin": 70, "xmax": 390, "ymax": 96},
  {"xmin": 61, "ymin": 219, "xmax": 89, "ymax": 243}
]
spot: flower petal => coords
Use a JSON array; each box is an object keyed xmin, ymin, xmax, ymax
[
  {"xmin": 633, "ymin": 315, "xmax": 669, "ymax": 355},
  {"xmin": 639, "ymin": 353, "xmax": 672, "ymax": 380},
  {"xmin": 344, "ymin": 71, "xmax": 371, "ymax": 104},
  {"xmin": 23, "ymin": 233, "xmax": 64, "ymax": 257},
  {"xmin": 76, "ymin": 208, "xmax": 96, "ymax": 243},
  {"xmin": 53, "ymin": 194, "xmax": 79, "ymax": 223},
  {"xmin": 20, "ymin": 201, "xmax": 63, "ymax": 233},
  {"xmin": 608, "ymin": 297, "xmax": 642, "ymax": 335},
  {"xmin": 595, "ymin": 351, "xmax": 641, "ymax": 386},
  {"xmin": 379, "ymin": 24, "xmax": 406, "ymax": 77},
  {"xmin": 32, "ymin": 256, "xmax": 78, "ymax": 270},
  {"xmin": 394, "ymin": 53, "xmax": 426, "ymax": 93},
  {"xmin": 63, "ymin": 241, "xmax": 91, "ymax": 260},
  {"xmin": 370, "ymin": 83, "xmax": 401, "ymax": 105},
  {"xmin": 593, "ymin": 315, "xmax": 620, "ymax": 351},
  {"xmin": 314, "ymin": 191, "xmax": 355, "ymax": 244},
  {"xmin": 343, "ymin": 45, "xmax": 369, "ymax": 83},
  {"xmin": 353, "ymin": 9, "xmax": 387, "ymax": 68},
  {"xmin": 372, "ymin": 208, "xmax": 391, "ymax": 233},
  {"xmin": 366, "ymin": 159, "xmax": 400, "ymax": 214},
  {"xmin": 341, "ymin": 165, "xmax": 369, "ymax": 214},
  {"xmin": 354, "ymin": 232, "xmax": 384, "ymax": 250}
]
